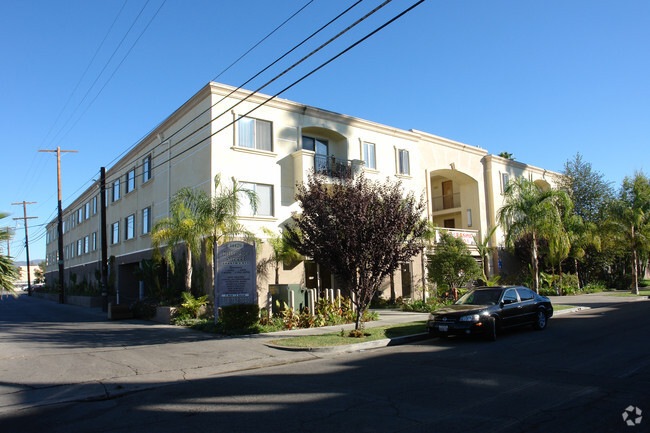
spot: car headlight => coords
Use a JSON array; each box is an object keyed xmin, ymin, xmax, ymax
[{"xmin": 459, "ymin": 314, "xmax": 481, "ymax": 322}]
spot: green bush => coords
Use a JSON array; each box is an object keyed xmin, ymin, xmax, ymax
[
  {"xmin": 221, "ymin": 303, "xmax": 260, "ymax": 330},
  {"xmin": 174, "ymin": 292, "xmax": 208, "ymax": 320},
  {"xmin": 130, "ymin": 300, "xmax": 157, "ymax": 319}
]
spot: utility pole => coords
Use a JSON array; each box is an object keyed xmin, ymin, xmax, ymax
[
  {"xmin": 100, "ymin": 167, "xmax": 109, "ymax": 312},
  {"xmin": 12, "ymin": 201, "xmax": 37, "ymax": 296},
  {"xmin": 39, "ymin": 147, "xmax": 77, "ymax": 304}
]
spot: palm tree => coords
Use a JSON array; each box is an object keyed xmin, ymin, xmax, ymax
[
  {"xmin": 608, "ymin": 201, "xmax": 650, "ymax": 295},
  {"xmin": 261, "ymin": 227, "xmax": 302, "ymax": 285},
  {"xmin": 564, "ymin": 215, "xmax": 600, "ymax": 291},
  {"xmin": 0, "ymin": 214, "xmax": 19, "ymax": 295},
  {"xmin": 474, "ymin": 225, "xmax": 498, "ymax": 284},
  {"xmin": 152, "ymin": 188, "xmax": 211, "ymax": 293},
  {"xmin": 497, "ymin": 178, "xmax": 571, "ymax": 293}
]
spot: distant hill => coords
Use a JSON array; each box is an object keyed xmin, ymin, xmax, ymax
[{"xmin": 15, "ymin": 260, "xmax": 44, "ymax": 266}]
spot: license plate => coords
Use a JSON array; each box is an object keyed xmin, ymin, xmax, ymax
[{"xmin": 438, "ymin": 325, "xmax": 448, "ymax": 332}]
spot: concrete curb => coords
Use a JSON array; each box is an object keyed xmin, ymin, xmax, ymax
[
  {"xmin": 265, "ymin": 332, "xmax": 432, "ymax": 354},
  {"xmin": 553, "ymin": 306, "xmax": 591, "ymax": 315}
]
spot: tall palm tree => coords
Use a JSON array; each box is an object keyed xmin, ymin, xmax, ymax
[
  {"xmin": 608, "ymin": 201, "xmax": 650, "ymax": 295},
  {"xmin": 0, "ymin": 213, "xmax": 19, "ymax": 295},
  {"xmin": 152, "ymin": 188, "xmax": 211, "ymax": 293},
  {"xmin": 497, "ymin": 178, "xmax": 571, "ymax": 293}
]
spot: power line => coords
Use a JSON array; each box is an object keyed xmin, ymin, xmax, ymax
[
  {"xmin": 54, "ymin": 0, "xmax": 168, "ymax": 148},
  {"xmin": 103, "ymin": 0, "xmax": 389, "ymax": 187},
  {"xmin": 56, "ymin": 0, "xmax": 370, "ymax": 197},
  {"xmin": 41, "ymin": 0, "xmax": 129, "ymax": 145},
  {"xmin": 43, "ymin": 0, "xmax": 425, "ymax": 233},
  {"xmin": 212, "ymin": 0, "xmax": 315, "ymax": 81}
]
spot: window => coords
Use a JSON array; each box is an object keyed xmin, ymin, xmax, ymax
[
  {"xmin": 302, "ymin": 136, "xmax": 328, "ymax": 155},
  {"xmin": 72, "ymin": 213, "xmax": 76, "ymax": 228},
  {"xmin": 126, "ymin": 169, "xmax": 135, "ymax": 193},
  {"xmin": 92, "ymin": 196, "xmax": 97, "ymax": 215},
  {"xmin": 516, "ymin": 288, "xmax": 535, "ymax": 301},
  {"xmin": 502, "ymin": 289, "xmax": 519, "ymax": 304},
  {"xmin": 238, "ymin": 117, "xmax": 272, "ymax": 151},
  {"xmin": 143, "ymin": 155, "xmax": 152, "ymax": 183},
  {"xmin": 398, "ymin": 149, "xmax": 410, "ymax": 175},
  {"xmin": 85, "ymin": 202, "xmax": 90, "ymax": 220},
  {"xmin": 65, "ymin": 245, "xmax": 69, "ymax": 260},
  {"xmin": 77, "ymin": 239, "xmax": 83, "ymax": 256},
  {"xmin": 92, "ymin": 232, "xmax": 97, "ymax": 251},
  {"xmin": 501, "ymin": 173, "xmax": 509, "ymax": 193},
  {"xmin": 125, "ymin": 214, "xmax": 135, "ymax": 240},
  {"xmin": 112, "ymin": 179, "xmax": 120, "ymax": 202},
  {"xmin": 70, "ymin": 244, "xmax": 74, "ymax": 258},
  {"xmin": 111, "ymin": 222, "xmax": 119, "ymax": 245},
  {"xmin": 142, "ymin": 207, "xmax": 151, "ymax": 235},
  {"xmin": 363, "ymin": 142, "xmax": 376, "ymax": 170},
  {"xmin": 77, "ymin": 208, "xmax": 83, "ymax": 224},
  {"xmin": 239, "ymin": 183, "xmax": 273, "ymax": 217},
  {"xmin": 84, "ymin": 236, "xmax": 89, "ymax": 254}
]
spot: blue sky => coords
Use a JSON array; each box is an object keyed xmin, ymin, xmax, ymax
[{"xmin": 1, "ymin": 0, "xmax": 648, "ymax": 262}]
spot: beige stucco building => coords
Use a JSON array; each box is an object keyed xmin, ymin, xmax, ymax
[{"xmin": 45, "ymin": 82, "xmax": 559, "ymax": 304}]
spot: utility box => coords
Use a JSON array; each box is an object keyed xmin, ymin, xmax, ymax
[{"xmin": 269, "ymin": 284, "xmax": 307, "ymax": 314}]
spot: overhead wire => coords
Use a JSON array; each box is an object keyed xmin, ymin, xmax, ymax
[
  {"xmin": 54, "ymin": 0, "xmax": 168, "ymax": 147},
  {"xmin": 48, "ymin": 0, "xmax": 157, "ymax": 147},
  {"xmin": 42, "ymin": 0, "xmax": 426, "ymax": 240},
  {"xmin": 103, "ymin": 0, "xmax": 390, "ymax": 187}
]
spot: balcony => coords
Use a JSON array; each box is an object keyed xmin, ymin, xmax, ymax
[
  {"xmin": 432, "ymin": 193, "xmax": 461, "ymax": 212},
  {"xmin": 292, "ymin": 150, "xmax": 364, "ymax": 192},
  {"xmin": 428, "ymin": 227, "xmax": 480, "ymax": 255}
]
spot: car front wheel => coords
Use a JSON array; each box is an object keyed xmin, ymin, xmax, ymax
[{"xmin": 533, "ymin": 309, "xmax": 547, "ymax": 330}]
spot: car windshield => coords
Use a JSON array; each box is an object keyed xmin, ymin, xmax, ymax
[{"xmin": 455, "ymin": 289, "xmax": 502, "ymax": 306}]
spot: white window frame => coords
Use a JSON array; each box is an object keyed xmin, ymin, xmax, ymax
[
  {"xmin": 501, "ymin": 173, "xmax": 510, "ymax": 193},
  {"xmin": 239, "ymin": 182, "xmax": 274, "ymax": 217},
  {"xmin": 84, "ymin": 236, "xmax": 89, "ymax": 254},
  {"xmin": 142, "ymin": 207, "xmax": 151, "ymax": 235},
  {"xmin": 363, "ymin": 141, "xmax": 376, "ymax": 170},
  {"xmin": 111, "ymin": 222, "xmax": 120, "ymax": 245},
  {"xmin": 126, "ymin": 169, "xmax": 135, "ymax": 194},
  {"xmin": 112, "ymin": 179, "xmax": 120, "ymax": 202},
  {"xmin": 398, "ymin": 149, "xmax": 410, "ymax": 176},
  {"xmin": 237, "ymin": 116, "xmax": 273, "ymax": 152},
  {"xmin": 125, "ymin": 214, "xmax": 135, "ymax": 240},
  {"xmin": 92, "ymin": 232, "xmax": 97, "ymax": 251},
  {"xmin": 143, "ymin": 155, "xmax": 152, "ymax": 183}
]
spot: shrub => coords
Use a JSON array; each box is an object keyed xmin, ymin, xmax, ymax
[
  {"xmin": 131, "ymin": 300, "xmax": 157, "ymax": 319},
  {"xmin": 174, "ymin": 292, "xmax": 208, "ymax": 320},
  {"xmin": 221, "ymin": 303, "xmax": 260, "ymax": 330}
]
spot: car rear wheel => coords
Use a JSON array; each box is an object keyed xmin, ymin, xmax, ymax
[
  {"xmin": 485, "ymin": 317, "xmax": 497, "ymax": 341},
  {"xmin": 533, "ymin": 309, "xmax": 547, "ymax": 330}
]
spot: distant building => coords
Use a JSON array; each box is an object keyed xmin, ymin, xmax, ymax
[{"xmin": 45, "ymin": 82, "xmax": 558, "ymax": 304}]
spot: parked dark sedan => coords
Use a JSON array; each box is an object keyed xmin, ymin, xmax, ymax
[{"xmin": 426, "ymin": 286, "xmax": 553, "ymax": 341}]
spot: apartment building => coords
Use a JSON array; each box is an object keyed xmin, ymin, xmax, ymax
[{"xmin": 45, "ymin": 82, "xmax": 558, "ymax": 304}]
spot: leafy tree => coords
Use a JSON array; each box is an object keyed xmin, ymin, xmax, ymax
[
  {"xmin": 286, "ymin": 172, "xmax": 427, "ymax": 331},
  {"xmin": 563, "ymin": 214, "xmax": 600, "ymax": 290},
  {"xmin": 427, "ymin": 233, "xmax": 481, "ymax": 300},
  {"xmin": 497, "ymin": 177, "xmax": 571, "ymax": 293},
  {"xmin": 0, "ymin": 214, "xmax": 19, "ymax": 295},
  {"xmin": 498, "ymin": 152, "xmax": 515, "ymax": 161},
  {"xmin": 607, "ymin": 171, "xmax": 650, "ymax": 294},
  {"xmin": 34, "ymin": 260, "xmax": 46, "ymax": 284},
  {"xmin": 557, "ymin": 153, "xmax": 613, "ymax": 224},
  {"xmin": 261, "ymin": 227, "xmax": 302, "ymax": 285}
]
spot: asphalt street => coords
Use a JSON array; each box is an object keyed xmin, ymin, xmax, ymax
[{"xmin": 0, "ymin": 292, "xmax": 648, "ymax": 432}]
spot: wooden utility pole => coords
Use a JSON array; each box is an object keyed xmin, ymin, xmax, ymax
[
  {"xmin": 100, "ymin": 167, "xmax": 109, "ymax": 312},
  {"xmin": 39, "ymin": 147, "xmax": 77, "ymax": 303},
  {"xmin": 12, "ymin": 201, "xmax": 37, "ymax": 296}
]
